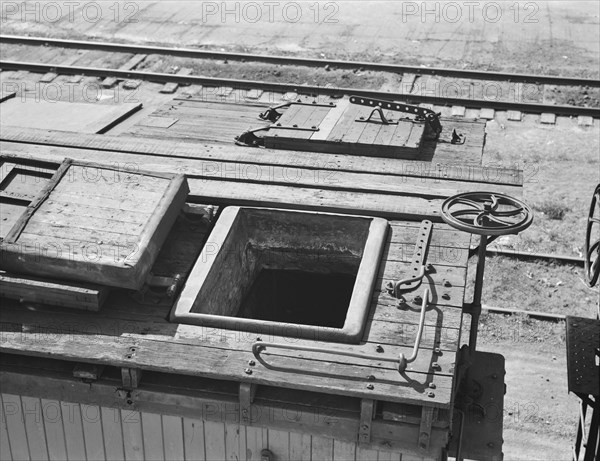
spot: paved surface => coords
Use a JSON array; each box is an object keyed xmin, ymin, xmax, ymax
[{"xmin": 2, "ymin": 1, "xmax": 599, "ymax": 75}]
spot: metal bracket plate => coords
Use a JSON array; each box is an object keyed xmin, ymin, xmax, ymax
[
  {"xmin": 386, "ymin": 220, "xmax": 433, "ymax": 297},
  {"xmin": 239, "ymin": 382, "xmax": 257, "ymax": 424},
  {"xmin": 269, "ymin": 125, "xmax": 320, "ymax": 132},
  {"xmin": 566, "ymin": 316, "xmax": 600, "ymax": 397},
  {"xmin": 448, "ymin": 351, "xmax": 505, "ymax": 461},
  {"xmin": 404, "ymin": 220, "xmax": 433, "ymax": 291},
  {"xmin": 358, "ymin": 398, "xmax": 376, "ymax": 445},
  {"xmin": 418, "ymin": 407, "xmax": 435, "ymax": 451}
]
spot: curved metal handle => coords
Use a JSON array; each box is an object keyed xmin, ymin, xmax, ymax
[
  {"xmin": 398, "ymin": 287, "xmax": 432, "ymax": 372},
  {"xmin": 252, "ymin": 342, "xmax": 399, "ymax": 365},
  {"xmin": 252, "ymin": 286, "xmax": 432, "ymax": 375},
  {"xmin": 386, "ymin": 265, "xmax": 427, "ymax": 298}
]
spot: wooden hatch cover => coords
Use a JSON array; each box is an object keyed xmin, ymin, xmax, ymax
[
  {"xmin": 0, "ymin": 156, "xmax": 189, "ymax": 289},
  {"xmin": 258, "ymin": 96, "xmax": 442, "ymax": 158}
]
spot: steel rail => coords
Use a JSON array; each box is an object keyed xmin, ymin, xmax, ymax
[
  {"xmin": 2, "ymin": 60, "xmax": 599, "ymax": 118},
  {"xmin": 2, "ymin": 34, "xmax": 599, "ymax": 88},
  {"xmin": 474, "ymin": 247, "xmax": 585, "ymax": 266},
  {"xmin": 481, "ymin": 305, "xmax": 567, "ymax": 321}
]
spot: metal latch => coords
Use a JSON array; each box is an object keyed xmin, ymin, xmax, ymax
[
  {"xmin": 349, "ymin": 95, "xmax": 443, "ymax": 138},
  {"xmin": 259, "ymin": 101, "xmax": 337, "ymax": 122},
  {"xmin": 131, "ymin": 273, "xmax": 184, "ymax": 303}
]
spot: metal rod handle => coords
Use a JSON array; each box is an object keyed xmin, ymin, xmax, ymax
[
  {"xmin": 252, "ymin": 287, "xmax": 432, "ymax": 374},
  {"xmin": 252, "ymin": 342, "xmax": 399, "ymax": 364},
  {"xmin": 398, "ymin": 287, "xmax": 432, "ymax": 372}
]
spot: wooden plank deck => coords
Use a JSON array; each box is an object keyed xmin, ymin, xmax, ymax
[
  {"xmin": 0, "ymin": 99, "xmax": 523, "ymax": 458},
  {"xmin": 0, "ymin": 205, "xmax": 469, "ymax": 408},
  {"xmin": 120, "ymin": 98, "xmax": 488, "ymax": 164}
]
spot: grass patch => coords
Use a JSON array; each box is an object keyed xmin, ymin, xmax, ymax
[{"xmin": 533, "ymin": 201, "xmax": 569, "ymax": 220}]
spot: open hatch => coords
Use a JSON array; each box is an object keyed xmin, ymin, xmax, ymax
[{"xmin": 171, "ymin": 207, "xmax": 388, "ymax": 343}]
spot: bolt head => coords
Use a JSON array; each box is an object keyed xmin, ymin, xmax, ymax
[
  {"xmin": 248, "ymin": 360, "xmax": 256, "ymax": 366},
  {"xmin": 429, "ymin": 382, "xmax": 436, "ymax": 389},
  {"xmin": 442, "ymin": 293, "xmax": 451, "ymax": 300},
  {"xmin": 376, "ymin": 345, "xmax": 384, "ymax": 353},
  {"xmin": 413, "ymin": 295, "xmax": 423, "ymax": 304},
  {"xmin": 427, "ymin": 391, "xmax": 435, "ymax": 398},
  {"xmin": 244, "ymin": 368, "xmax": 253, "ymax": 375},
  {"xmin": 366, "ymin": 383, "xmax": 374, "ymax": 390},
  {"xmin": 432, "ymin": 362, "xmax": 441, "ymax": 370},
  {"xmin": 444, "ymin": 280, "xmax": 452, "ymax": 287}
]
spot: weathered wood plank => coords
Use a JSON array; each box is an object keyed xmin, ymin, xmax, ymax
[
  {"xmin": 141, "ymin": 412, "xmax": 165, "ymax": 461},
  {"xmin": 357, "ymin": 119, "xmax": 384, "ymax": 145},
  {"xmin": 289, "ymin": 433, "xmax": 312, "ymax": 461},
  {"xmin": 101, "ymin": 407, "xmax": 126, "ymax": 461},
  {"xmin": 246, "ymin": 426, "xmax": 268, "ymax": 460},
  {"xmin": 0, "ymin": 271, "xmax": 109, "ymax": 311},
  {"xmin": 333, "ymin": 439, "xmax": 356, "ymax": 461},
  {"xmin": 7, "ymin": 142, "xmax": 519, "ymax": 199},
  {"xmin": 0, "ymin": 326, "xmax": 454, "ymax": 406},
  {"xmin": 0, "ymin": 307, "xmax": 458, "ymax": 378},
  {"xmin": 183, "ymin": 418, "xmax": 206, "ymax": 461},
  {"xmin": 121, "ymin": 410, "xmax": 145, "ymax": 461},
  {"xmin": 224, "ymin": 422, "xmax": 246, "ymax": 461},
  {"xmin": 0, "ymin": 366, "xmax": 450, "ymax": 458},
  {"xmin": 1, "ymin": 394, "xmax": 29, "ymax": 461},
  {"xmin": 61, "ymin": 401, "xmax": 87, "ymax": 460},
  {"xmin": 311, "ymin": 435, "xmax": 334, "ymax": 461},
  {"xmin": 162, "ymin": 414, "xmax": 185, "ymax": 461},
  {"xmin": 0, "ymin": 397, "xmax": 12, "ymax": 461},
  {"xmin": 204, "ymin": 420, "xmax": 226, "ymax": 461},
  {"xmin": 21, "ymin": 395, "xmax": 49, "ymax": 460},
  {"xmin": 0, "ymin": 128, "xmax": 523, "ymax": 186},
  {"xmin": 81, "ymin": 404, "xmax": 106, "ymax": 461},
  {"xmin": 267, "ymin": 429, "xmax": 290, "ymax": 460},
  {"xmin": 41, "ymin": 398, "xmax": 68, "ymax": 461}
]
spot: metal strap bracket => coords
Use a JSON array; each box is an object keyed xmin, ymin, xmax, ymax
[
  {"xmin": 234, "ymin": 126, "xmax": 269, "ymax": 147},
  {"xmin": 418, "ymin": 407, "xmax": 435, "ymax": 450},
  {"xmin": 358, "ymin": 398, "xmax": 376, "ymax": 445},
  {"xmin": 269, "ymin": 124, "xmax": 320, "ymax": 132},
  {"xmin": 239, "ymin": 382, "xmax": 257, "ymax": 424},
  {"xmin": 386, "ymin": 220, "xmax": 433, "ymax": 297},
  {"xmin": 259, "ymin": 101, "xmax": 337, "ymax": 122}
]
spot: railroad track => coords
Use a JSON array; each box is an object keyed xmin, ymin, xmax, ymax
[
  {"xmin": 1, "ymin": 34, "xmax": 599, "ymax": 120},
  {"xmin": 472, "ymin": 247, "xmax": 585, "ymax": 266}
]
